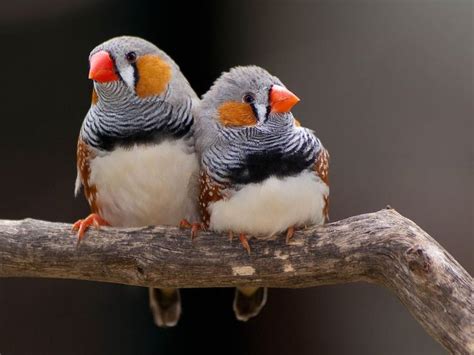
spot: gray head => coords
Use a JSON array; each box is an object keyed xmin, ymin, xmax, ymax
[
  {"xmin": 200, "ymin": 65, "xmax": 299, "ymax": 128},
  {"xmin": 195, "ymin": 66, "xmax": 300, "ymax": 155},
  {"xmin": 81, "ymin": 36, "xmax": 197, "ymax": 151},
  {"xmin": 88, "ymin": 35, "xmax": 196, "ymax": 103}
]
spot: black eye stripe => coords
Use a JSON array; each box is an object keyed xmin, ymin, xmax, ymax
[
  {"xmin": 131, "ymin": 62, "xmax": 139, "ymax": 88},
  {"xmin": 107, "ymin": 52, "xmax": 124, "ymax": 82},
  {"xmin": 250, "ymin": 103, "xmax": 259, "ymax": 122},
  {"xmin": 265, "ymin": 86, "xmax": 274, "ymax": 121}
]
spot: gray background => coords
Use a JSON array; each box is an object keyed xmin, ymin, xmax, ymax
[{"xmin": 0, "ymin": 0, "xmax": 471, "ymax": 354}]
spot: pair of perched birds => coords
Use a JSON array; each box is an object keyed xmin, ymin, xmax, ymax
[{"xmin": 73, "ymin": 36, "xmax": 330, "ymax": 327}]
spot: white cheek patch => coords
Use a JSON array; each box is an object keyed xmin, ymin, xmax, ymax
[
  {"xmin": 255, "ymin": 105, "xmax": 268, "ymax": 122},
  {"xmin": 119, "ymin": 65, "xmax": 136, "ymax": 90}
]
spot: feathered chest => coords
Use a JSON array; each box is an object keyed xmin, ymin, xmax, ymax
[
  {"xmin": 77, "ymin": 138, "xmax": 199, "ymax": 227},
  {"xmin": 203, "ymin": 128, "xmax": 319, "ymax": 186},
  {"xmin": 225, "ymin": 148, "xmax": 317, "ymax": 185},
  {"xmin": 81, "ymin": 97, "xmax": 193, "ymax": 151}
]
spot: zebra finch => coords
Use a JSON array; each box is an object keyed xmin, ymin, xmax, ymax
[
  {"xmin": 194, "ymin": 65, "xmax": 329, "ymax": 321},
  {"xmin": 73, "ymin": 36, "xmax": 200, "ymax": 328}
]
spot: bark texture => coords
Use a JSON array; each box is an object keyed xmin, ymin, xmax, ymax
[{"xmin": 0, "ymin": 208, "xmax": 472, "ymax": 353}]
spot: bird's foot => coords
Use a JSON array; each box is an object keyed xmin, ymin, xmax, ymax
[
  {"xmin": 179, "ymin": 219, "xmax": 203, "ymax": 240},
  {"xmin": 239, "ymin": 233, "xmax": 251, "ymax": 255},
  {"xmin": 72, "ymin": 213, "xmax": 109, "ymax": 243},
  {"xmin": 286, "ymin": 226, "xmax": 295, "ymax": 244}
]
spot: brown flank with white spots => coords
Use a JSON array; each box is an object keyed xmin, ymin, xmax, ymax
[
  {"xmin": 199, "ymin": 169, "xmax": 228, "ymax": 227},
  {"xmin": 314, "ymin": 148, "xmax": 330, "ymax": 221},
  {"xmin": 77, "ymin": 139, "xmax": 99, "ymax": 213}
]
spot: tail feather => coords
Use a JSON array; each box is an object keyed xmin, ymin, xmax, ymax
[
  {"xmin": 233, "ymin": 287, "xmax": 267, "ymax": 321},
  {"xmin": 149, "ymin": 288, "xmax": 181, "ymax": 327}
]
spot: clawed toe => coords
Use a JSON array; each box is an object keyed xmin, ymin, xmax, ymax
[
  {"xmin": 286, "ymin": 226, "xmax": 295, "ymax": 244},
  {"xmin": 72, "ymin": 213, "xmax": 109, "ymax": 243},
  {"xmin": 179, "ymin": 219, "xmax": 203, "ymax": 240},
  {"xmin": 239, "ymin": 233, "xmax": 251, "ymax": 255}
]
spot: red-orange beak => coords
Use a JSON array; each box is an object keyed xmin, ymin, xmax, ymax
[
  {"xmin": 88, "ymin": 50, "xmax": 119, "ymax": 82},
  {"xmin": 270, "ymin": 85, "xmax": 300, "ymax": 113}
]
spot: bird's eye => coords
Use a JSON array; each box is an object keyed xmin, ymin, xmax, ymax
[
  {"xmin": 125, "ymin": 51, "xmax": 137, "ymax": 63},
  {"xmin": 243, "ymin": 93, "xmax": 256, "ymax": 104}
]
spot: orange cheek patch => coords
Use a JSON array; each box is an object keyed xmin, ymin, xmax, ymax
[
  {"xmin": 135, "ymin": 55, "xmax": 172, "ymax": 98},
  {"xmin": 218, "ymin": 102, "xmax": 257, "ymax": 127},
  {"xmin": 91, "ymin": 88, "xmax": 99, "ymax": 105}
]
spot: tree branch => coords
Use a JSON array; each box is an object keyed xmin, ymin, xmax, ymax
[{"xmin": 0, "ymin": 208, "xmax": 471, "ymax": 353}]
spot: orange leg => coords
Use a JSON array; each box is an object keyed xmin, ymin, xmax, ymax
[
  {"xmin": 72, "ymin": 213, "xmax": 109, "ymax": 243},
  {"xmin": 179, "ymin": 219, "xmax": 203, "ymax": 240},
  {"xmin": 286, "ymin": 226, "xmax": 295, "ymax": 244},
  {"xmin": 239, "ymin": 233, "xmax": 251, "ymax": 255}
]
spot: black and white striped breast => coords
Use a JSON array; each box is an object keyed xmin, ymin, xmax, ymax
[
  {"xmin": 203, "ymin": 124, "xmax": 321, "ymax": 186},
  {"xmin": 81, "ymin": 83, "xmax": 193, "ymax": 151}
]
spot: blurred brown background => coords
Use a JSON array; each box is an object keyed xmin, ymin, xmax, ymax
[{"xmin": 0, "ymin": 0, "xmax": 471, "ymax": 354}]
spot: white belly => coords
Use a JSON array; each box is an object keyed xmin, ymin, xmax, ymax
[
  {"xmin": 89, "ymin": 140, "xmax": 199, "ymax": 227},
  {"xmin": 208, "ymin": 171, "xmax": 329, "ymax": 237}
]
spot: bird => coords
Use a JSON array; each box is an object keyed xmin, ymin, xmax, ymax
[
  {"xmin": 73, "ymin": 36, "xmax": 200, "ymax": 327},
  {"xmin": 194, "ymin": 66, "xmax": 329, "ymax": 322}
]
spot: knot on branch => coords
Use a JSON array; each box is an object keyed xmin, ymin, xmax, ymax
[{"xmin": 406, "ymin": 247, "xmax": 432, "ymax": 276}]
